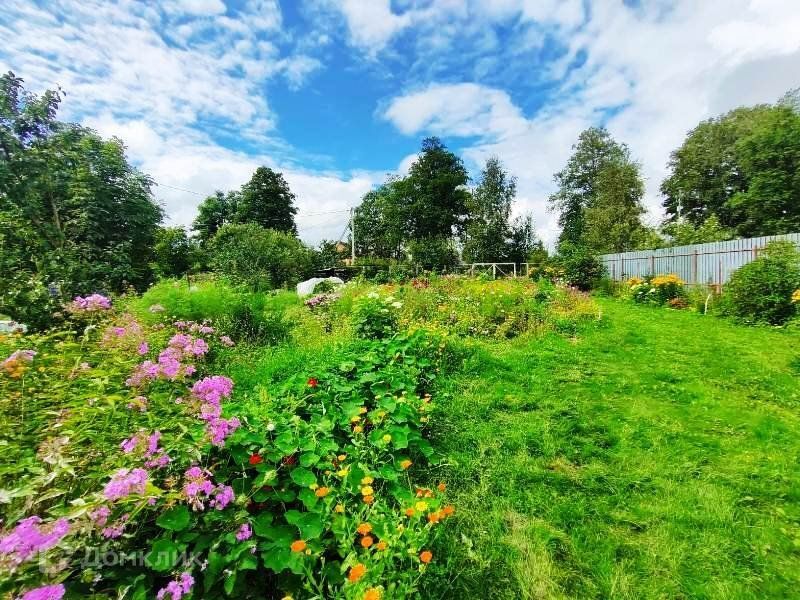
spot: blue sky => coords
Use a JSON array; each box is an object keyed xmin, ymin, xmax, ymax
[{"xmin": 2, "ymin": 0, "xmax": 799, "ymax": 246}]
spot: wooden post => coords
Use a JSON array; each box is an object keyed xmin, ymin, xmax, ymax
[
  {"xmin": 649, "ymin": 254, "xmax": 655, "ymax": 276},
  {"xmin": 492, "ymin": 264, "xmax": 497, "ymax": 279}
]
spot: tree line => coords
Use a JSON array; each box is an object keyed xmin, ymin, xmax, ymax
[{"xmin": 2, "ymin": 70, "xmax": 799, "ymax": 326}]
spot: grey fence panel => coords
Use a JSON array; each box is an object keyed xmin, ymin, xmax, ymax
[{"xmin": 600, "ymin": 233, "xmax": 800, "ymax": 287}]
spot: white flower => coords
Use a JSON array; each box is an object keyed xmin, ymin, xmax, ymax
[
  {"xmin": 367, "ymin": 292, "xmax": 379, "ymax": 299},
  {"xmin": 391, "ymin": 301, "xmax": 402, "ymax": 309},
  {"xmin": 266, "ymin": 422, "xmax": 275, "ymax": 432}
]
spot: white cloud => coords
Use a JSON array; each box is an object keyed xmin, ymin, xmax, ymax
[
  {"xmin": 383, "ymin": 83, "xmax": 528, "ymax": 140},
  {"xmin": 378, "ymin": 0, "xmax": 800, "ymax": 247}
]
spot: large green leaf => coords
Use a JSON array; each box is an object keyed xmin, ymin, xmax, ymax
[
  {"xmin": 289, "ymin": 467, "xmax": 316, "ymax": 487},
  {"xmin": 156, "ymin": 505, "xmax": 191, "ymax": 531}
]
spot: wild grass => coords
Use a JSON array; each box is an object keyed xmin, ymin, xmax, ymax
[{"xmin": 426, "ymin": 298, "xmax": 800, "ymax": 599}]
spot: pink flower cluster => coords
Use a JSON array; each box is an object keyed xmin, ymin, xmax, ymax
[
  {"xmin": 103, "ymin": 468, "xmax": 148, "ymax": 501},
  {"xmin": 0, "ymin": 516, "xmax": 70, "ymax": 566},
  {"xmin": 126, "ymin": 331, "xmax": 212, "ymax": 387},
  {"xmin": 101, "ymin": 315, "xmax": 146, "ymax": 354},
  {"xmin": 127, "ymin": 395, "xmax": 149, "ymax": 412},
  {"xmin": 182, "ymin": 467, "xmax": 235, "ymax": 511},
  {"xmin": 190, "ymin": 376, "xmax": 240, "ymax": 446},
  {"xmin": 67, "ymin": 294, "xmax": 111, "ymax": 313},
  {"xmin": 175, "ymin": 321, "xmax": 215, "ymax": 335},
  {"xmin": 120, "ymin": 430, "xmax": 170, "ymax": 469},
  {"xmin": 18, "ymin": 583, "xmax": 65, "ymax": 600},
  {"xmin": 236, "ymin": 523, "xmax": 252, "ymax": 541},
  {"xmin": 156, "ymin": 572, "xmax": 194, "ymax": 600}
]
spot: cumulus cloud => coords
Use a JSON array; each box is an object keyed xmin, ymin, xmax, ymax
[{"xmin": 376, "ymin": 0, "xmax": 800, "ymax": 247}]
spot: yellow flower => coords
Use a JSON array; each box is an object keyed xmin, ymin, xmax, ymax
[
  {"xmin": 382, "ymin": 434, "xmax": 392, "ymax": 443},
  {"xmin": 359, "ymin": 406, "xmax": 368, "ymax": 414},
  {"xmin": 350, "ymin": 415, "xmax": 361, "ymax": 423},
  {"xmin": 337, "ymin": 454, "xmax": 347, "ymax": 462},
  {"xmin": 356, "ymin": 523, "xmax": 372, "ymax": 535},
  {"xmin": 334, "ymin": 503, "xmax": 345, "ymax": 513},
  {"xmin": 361, "ymin": 485, "xmax": 374, "ymax": 496},
  {"xmin": 361, "ymin": 476, "xmax": 374, "ymax": 485},
  {"xmin": 353, "ymin": 425, "xmax": 364, "ymax": 433},
  {"xmin": 415, "ymin": 501, "xmax": 428, "ymax": 512},
  {"xmin": 400, "ymin": 459, "xmax": 412, "ymax": 470},
  {"xmin": 792, "ymin": 289, "xmax": 800, "ymax": 303}
]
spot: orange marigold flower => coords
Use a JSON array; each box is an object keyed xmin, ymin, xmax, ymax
[
  {"xmin": 290, "ymin": 540, "xmax": 307, "ymax": 552},
  {"xmin": 428, "ymin": 512, "xmax": 441, "ymax": 524},
  {"xmin": 420, "ymin": 550, "xmax": 433, "ymax": 564},
  {"xmin": 353, "ymin": 425, "xmax": 364, "ymax": 433},
  {"xmin": 364, "ymin": 588, "xmax": 382, "ymax": 600},
  {"xmin": 443, "ymin": 505, "xmax": 455, "ymax": 517},
  {"xmin": 356, "ymin": 523, "xmax": 372, "ymax": 535},
  {"xmin": 348, "ymin": 563, "xmax": 367, "ymax": 582},
  {"xmin": 363, "ymin": 495, "xmax": 374, "ymax": 504},
  {"xmin": 360, "ymin": 535, "xmax": 374, "ymax": 548},
  {"xmin": 315, "ymin": 487, "xmax": 330, "ymax": 498},
  {"xmin": 437, "ymin": 482, "xmax": 446, "ymax": 492},
  {"xmin": 400, "ymin": 459, "xmax": 412, "ymax": 470},
  {"xmin": 376, "ymin": 541, "xmax": 387, "ymax": 551},
  {"xmin": 337, "ymin": 454, "xmax": 347, "ymax": 462},
  {"xmin": 405, "ymin": 508, "xmax": 415, "ymax": 517}
]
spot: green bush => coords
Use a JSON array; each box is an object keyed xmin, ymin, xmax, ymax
[
  {"xmin": 407, "ymin": 236, "xmax": 459, "ymax": 271},
  {"xmin": 351, "ymin": 292, "xmax": 401, "ymax": 339},
  {"xmin": 553, "ymin": 243, "xmax": 606, "ymax": 291},
  {"xmin": 719, "ymin": 241, "xmax": 800, "ymax": 324},
  {"xmin": 209, "ymin": 223, "xmax": 313, "ymax": 291}
]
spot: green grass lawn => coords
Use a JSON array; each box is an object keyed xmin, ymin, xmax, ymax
[{"xmin": 427, "ymin": 299, "xmax": 800, "ymax": 600}]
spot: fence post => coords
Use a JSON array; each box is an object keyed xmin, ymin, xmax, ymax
[
  {"xmin": 692, "ymin": 250, "xmax": 698, "ymax": 285},
  {"xmin": 492, "ymin": 264, "xmax": 496, "ymax": 279},
  {"xmin": 649, "ymin": 255, "xmax": 655, "ymax": 276}
]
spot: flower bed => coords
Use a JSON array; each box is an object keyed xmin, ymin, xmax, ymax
[{"xmin": 0, "ymin": 295, "xmax": 452, "ymax": 599}]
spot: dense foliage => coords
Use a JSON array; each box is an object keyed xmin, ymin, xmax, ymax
[
  {"xmin": 718, "ymin": 241, "xmax": 800, "ymax": 324},
  {"xmin": 208, "ymin": 224, "xmax": 313, "ymax": 291},
  {"xmin": 662, "ymin": 99, "xmax": 800, "ymax": 237},
  {"xmin": 0, "ymin": 72, "xmax": 162, "ymax": 329}
]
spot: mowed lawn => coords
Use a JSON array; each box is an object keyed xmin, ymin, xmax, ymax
[{"xmin": 426, "ymin": 299, "xmax": 800, "ymax": 600}]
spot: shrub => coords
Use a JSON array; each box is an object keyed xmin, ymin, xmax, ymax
[
  {"xmin": 553, "ymin": 243, "xmax": 605, "ymax": 291},
  {"xmin": 407, "ymin": 237, "xmax": 459, "ymax": 272},
  {"xmin": 719, "ymin": 241, "xmax": 800, "ymax": 325},
  {"xmin": 209, "ymin": 224, "xmax": 313, "ymax": 291},
  {"xmin": 351, "ymin": 292, "xmax": 401, "ymax": 339}
]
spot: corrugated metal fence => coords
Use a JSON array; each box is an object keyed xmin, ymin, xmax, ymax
[{"xmin": 600, "ymin": 233, "xmax": 800, "ymax": 289}]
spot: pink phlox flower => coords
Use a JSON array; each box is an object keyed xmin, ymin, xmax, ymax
[
  {"xmin": 18, "ymin": 583, "xmax": 65, "ymax": 600},
  {"xmin": 156, "ymin": 572, "xmax": 194, "ymax": 600},
  {"xmin": 0, "ymin": 516, "xmax": 70, "ymax": 565},
  {"xmin": 236, "ymin": 523, "xmax": 252, "ymax": 541},
  {"xmin": 103, "ymin": 468, "xmax": 148, "ymax": 501}
]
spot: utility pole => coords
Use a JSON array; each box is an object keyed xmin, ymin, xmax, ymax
[{"xmin": 350, "ymin": 207, "xmax": 356, "ymax": 265}]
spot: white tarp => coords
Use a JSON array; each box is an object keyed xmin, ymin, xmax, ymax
[{"xmin": 296, "ymin": 277, "xmax": 344, "ymax": 297}]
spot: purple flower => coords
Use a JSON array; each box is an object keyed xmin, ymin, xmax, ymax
[
  {"xmin": 219, "ymin": 335, "xmax": 234, "ymax": 347},
  {"xmin": 89, "ymin": 506, "xmax": 111, "ymax": 527},
  {"xmin": 210, "ymin": 485, "xmax": 235, "ymax": 510},
  {"xmin": 191, "ymin": 376, "xmax": 234, "ymax": 406},
  {"xmin": 156, "ymin": 572, "xmax": 194, "ymax": 600},
  {"xmin": 206, "ymin": 416, "xmax": 241, "ymax": 447},
  {"xmin": 137, "ymin": 341, "xmax": 149, "ymax": 356},
  {"xmin": 103, "ymin": 468, "xmax": 148, "ymax": 501},
  {"xmin": 101, "ymin": 514, "xmax": 129, "ymax": 539},
  {"xmin": 0, "ymin": 516, "xmax": 70, "ymax": 565},
  {"xmin": 67, "ymin": 294, "xmax": 111, "ymax": 313},
  {"xmin": 18, "ymin": 583, "xmax": 65, "ymax": 600},
  {"xmin": 236, "ymin": 523, "xmax": 252, "ymax": 541}
]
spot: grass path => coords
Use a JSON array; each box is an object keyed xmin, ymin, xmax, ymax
[{"xmin": 427, "ymin": 299, "xmax": 800, "ymax": 599}]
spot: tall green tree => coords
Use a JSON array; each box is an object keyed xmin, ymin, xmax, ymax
[
  {"xmin": 549, "ymin": 127, "xmax": 628, "ymax": 247},
  {"xmin": 660, "ymin": 105, "xmax": 773, "ymax": 228},
  {"xmin": 582, "ymin": 158, "xmax": 649, "ymax": 253},
  {"xmin": 236, "ymin": 166, "xmax": 298, "ymax": 234},
  {"xmin": 401, "ymin": 137, "xmax": 470, "ymax": 240},
  {"xmin": 727, "ymin": 105, "xmax": 800, "ymax": 236},
  {"xmin": 193, "ymin": 190, "xmax": 239, "ymax": 244},
  {"xmin": 0, "ymin": 72, "xmax": 162, "ymax": 326},
  {"xmin": 152, "ymin": 226, "xmax": 197, "ymax": 278},
  {"xmin": 463, "ymin": 157, "xmax": 516, "ymax": 263},
  {"xmin": 352, "ymin": 181, "xmax": 406, "ymax": 260}
]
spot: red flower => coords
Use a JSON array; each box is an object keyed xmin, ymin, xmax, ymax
[
  {"xmin": 307, "ymin": 377, "xmax": 318, "ymax": 388},
  {"xmin": 249, "ymin": 454, "xmax": 263, "ymax": 465}
]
